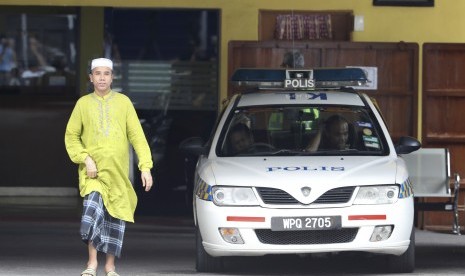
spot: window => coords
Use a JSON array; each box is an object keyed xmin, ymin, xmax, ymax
[
  {"xmin": 219, "ymin": 106, "xmax": 387, "ymax": 156},
  {"xmin": 0, "ymin": 7, "xmax": 78, "ymax": 94}
]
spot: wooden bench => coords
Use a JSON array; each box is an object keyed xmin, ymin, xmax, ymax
[{"xmin": 402, "ymin": 148, "xmax": 461, "ymax": 234}]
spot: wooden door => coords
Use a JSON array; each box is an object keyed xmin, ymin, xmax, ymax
[
  {"xmin": 422, "ymin": 43, "xmax": 465, "ymax": 231},
  {"xmin": 228, "ymin": 40, "xmax": 419, "ymax": 139}
]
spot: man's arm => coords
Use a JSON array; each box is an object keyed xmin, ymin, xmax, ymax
[
  {"xmin": 126, "ymin": 99, "xmax": 154, "ymax": 191},
  {"xmin": 65, "ymin": 101, "xmax": 99, "ymax": 179},
  {"xmin": 64, "ymin": 101, "xmax": 89, "ymax": 164}
]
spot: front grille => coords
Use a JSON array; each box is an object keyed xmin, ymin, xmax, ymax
[
  {"xmin": 256, "ymin": 186, "xmax": 355, "ymax": 205},
  {"xmin": 256, "ymin": 187, "xmax": 299, "ymax": 204},
  {"xmin": 255, "ymin": 228, "xmax": 359, "ymax": 245},
  {"xmin": 313, "ymin": 187, "xmax": 355, "ymax": 204}
]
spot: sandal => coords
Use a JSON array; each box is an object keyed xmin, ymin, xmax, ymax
[
  {"xmin": 106, "ymin": 271, "xmax": 120, "ymax": 276},
  {"xmin": 81, "ymin": 268, "xmax": 97, "ymax": 276}
]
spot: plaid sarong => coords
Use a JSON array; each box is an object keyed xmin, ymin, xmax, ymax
[{"xmin": 80, "ymin": 191, "xmax": 126, "ymax": 258}]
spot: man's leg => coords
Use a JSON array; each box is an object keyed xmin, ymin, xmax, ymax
[
  {"xmin": 81, "ymin": 242, "xmax": 98, "ymax": 276},
  {"xmin": 105, "ymin": 253, "xmax": 116, "ymax": 274},
  {"xmin": 88, "ymin": 241, "xmax": 98, "ymax": 268}
]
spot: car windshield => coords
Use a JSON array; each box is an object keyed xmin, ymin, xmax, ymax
[{"xmin": 217, "ymin": 105, "xmax": 388, "ymax": 157}]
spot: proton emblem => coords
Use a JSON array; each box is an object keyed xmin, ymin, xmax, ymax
[{"xmin": 301, "ymin": 186, "xmax": 311, "ymax": 197}]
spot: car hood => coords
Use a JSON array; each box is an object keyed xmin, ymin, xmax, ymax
[{"xmin": 205, "ymin": 155, "xmax": 398, "ymax": 204}]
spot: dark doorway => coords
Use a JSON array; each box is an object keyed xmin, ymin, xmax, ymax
[{"xmin": 103, "ymin": 8, "xmax": 220, "ymax": 216}]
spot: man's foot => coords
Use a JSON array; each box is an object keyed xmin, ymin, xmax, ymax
[
  {"xmin": 81, "ymin": 267, "xmax": 97, "ymax": 276},
  {"xmin": 105, "ymin": 271, "xmax": 120, "ymax": 276}
]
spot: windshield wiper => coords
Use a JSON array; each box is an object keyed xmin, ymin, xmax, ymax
[
  {"xmin": 306, "ymin": 149, "xmax": 360, "ymax": 156},
  {"xmin": 269, "ymin": 149, "xmax": 305, "ymax": 156}
]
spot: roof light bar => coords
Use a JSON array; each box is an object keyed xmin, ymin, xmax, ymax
[{"xmin": 231, "ymin": 68, "xmax": 368, "ymax": 90}]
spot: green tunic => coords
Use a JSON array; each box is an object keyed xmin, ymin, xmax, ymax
[{"xmin": 65, "ymin": 90, "xmax": 153, "ymax": 222}]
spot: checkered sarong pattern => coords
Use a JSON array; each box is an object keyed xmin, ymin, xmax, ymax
[{"xmin": 80, "ymin": 191, "xmax": 126, "ymax": 258}]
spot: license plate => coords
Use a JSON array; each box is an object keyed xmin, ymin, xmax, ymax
[{"xmin": 271, "ymin": 216, "xmax": 341, "ymax": 231}]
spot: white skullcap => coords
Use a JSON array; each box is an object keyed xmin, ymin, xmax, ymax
[{"xmin": 91, "ymin": 58, "xmax": 113, "ymax": 70}]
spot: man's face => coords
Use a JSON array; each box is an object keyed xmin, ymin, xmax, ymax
[
  {"xmin": 327, "ymin": 121, "xmax": 349, "ymax": 150},
  {"xmin": 89, "ymin": 66, "xmax": 113, "ymax": 93},
  {"xmin": 230, "ymin": 131, "xmax": 252, "ymax": 153}
]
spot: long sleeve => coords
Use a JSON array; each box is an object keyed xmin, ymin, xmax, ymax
[
  {"xmin": 64, "ymin": 100, "xmax": 88, "ymax": 164},
  {"xmin": 65, "ymin": 91, "xmax": 148, "ymax": 222},
  {"xmin": 126, "ymin": 100, "xmax": 153, "ymax": 172}
]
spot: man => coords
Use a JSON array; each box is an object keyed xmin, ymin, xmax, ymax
[
  {"xmin": 0, "ymin": 35, "xmax": 17, "ymax": 86},
  {"xmin": 306, "ymin": 114, "xmax": 350, "ymax": 151},
  {"xmin": 65, "ymin": 58, "xmax": 153, "ymax": 276},
  {"xmin": 228, "ymin": 123, "xmax": 254, "ymax": 155}
]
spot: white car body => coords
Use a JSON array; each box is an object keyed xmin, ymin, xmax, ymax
[
  {"xmin": 185, "ymin": 68, "xmax": 419, "ymax": 273},
  {"xmin": 196, "ymin": 155, "xmax": 412, "ymax": 257}
]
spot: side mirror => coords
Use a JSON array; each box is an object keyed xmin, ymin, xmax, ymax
[
  {"xmin": 179, "ymin": 137, "xmax": 208, "ymax": 156},
  {"xmin": 395, "ymin": 136, "xmax": 421, "ymax": 154}
]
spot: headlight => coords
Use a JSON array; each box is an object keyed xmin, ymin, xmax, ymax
[
  {"xmin": 353, "ymin": 186, "xmax": 399, "ymax": 205},
  {"xmin": 212, "ymin": 186, "xmax": 259, "ymax": 206}
]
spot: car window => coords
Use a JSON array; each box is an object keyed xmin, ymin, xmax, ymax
[{"xmin": 217, "ymin": 105, "xmax": 387, "ymax": 156}]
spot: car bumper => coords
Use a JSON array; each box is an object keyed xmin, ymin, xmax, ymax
[{"xmin": 195, "ymin": 197, "xmax": 414, "ymax": 257}]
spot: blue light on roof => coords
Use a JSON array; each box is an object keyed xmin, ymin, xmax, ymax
[
  {"xmin": 314, "ymin": 68, "xmax": 367, "ymax": 82},
  {"xmin": 231, "ymin": 69, "xmax": 286, "ymax": 82},
  {"xmin": 231, "ymin": 67, "xmax": 368, "ymax": 89}
]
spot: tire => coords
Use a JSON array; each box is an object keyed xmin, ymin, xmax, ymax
[
  {"xmin": 386, "ymin": 227, "xmax": 415, "ymax": 273},
  {"xmin": 196, "ymin": 227, "xmax": 224, "ymax": 272}
]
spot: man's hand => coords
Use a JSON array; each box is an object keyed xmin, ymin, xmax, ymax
[
  {"xmin": 84, "ymin": 156, "xmax": 98, "ymax": 178},
  {"xmin": 141, "ymin": 171, "xmax": 153, "ymax": 192},
  {"xmin": 305, "ymin": 125, "xmax": 323, "ymax": 152}
]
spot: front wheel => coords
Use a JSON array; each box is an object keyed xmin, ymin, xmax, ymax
[
  {"xmin": 386, "ymin": 227, "xmax": 415, "ymax": 273},
  {"xmin": 196, "ymin": 227, "xmax": 224, "ymax": 272}
]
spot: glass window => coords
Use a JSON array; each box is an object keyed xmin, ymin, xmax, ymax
[
  {"xmin": 218, "ymin": 105, "xmax": 388, "ymax": 157},
  {"xmin": 104, "ymin": 8, "xmax": 219, "ymax": 112},
  {"xmin": 0, "ymin": 8, "xmax": 78, "ymax": 94}
]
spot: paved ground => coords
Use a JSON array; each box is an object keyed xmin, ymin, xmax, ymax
[
  {"xmin": 0, "ymin": 196, "xmax": 195, "ymax": 276},
  {"xmin": 2, "ymin": 196, "xmax": 465, "ymax": 275}
]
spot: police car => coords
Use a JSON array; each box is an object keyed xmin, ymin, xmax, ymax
[{"xmin": 180, "ymin": 67, "xmax": 421, "ymax": 273}]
